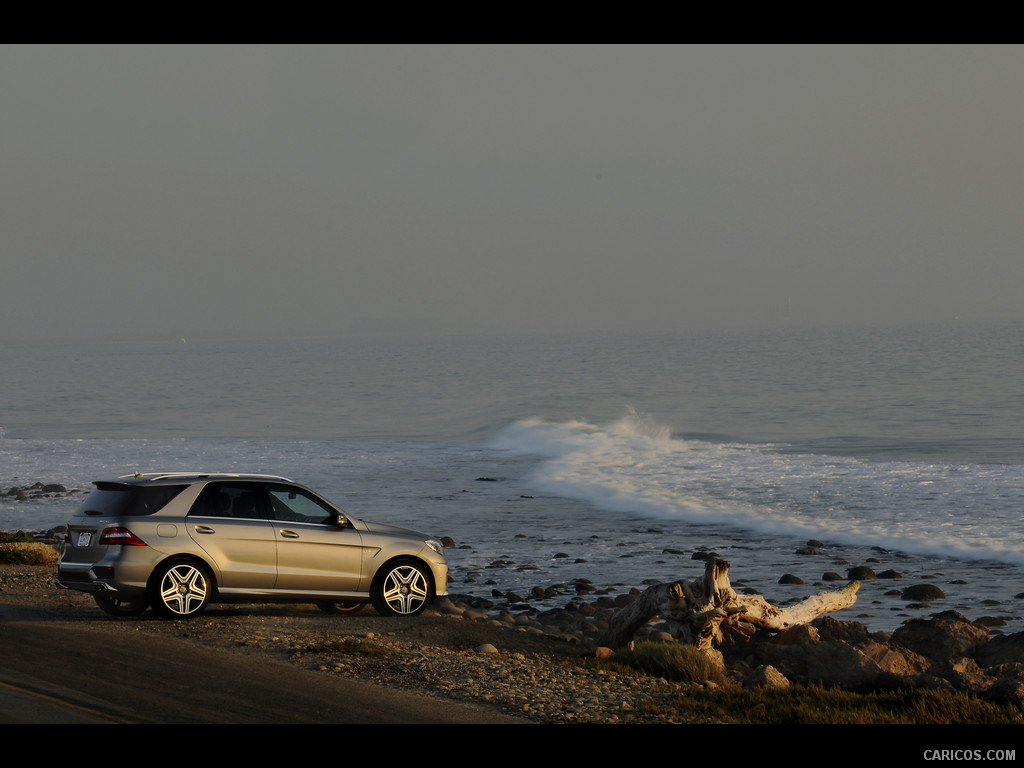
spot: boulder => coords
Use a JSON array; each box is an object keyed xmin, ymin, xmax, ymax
[
  {"xmin": 803, "ymin": 640, "xmax": 905, "ymax": 691},
  {"xmin": 860, "ymin": 639, "xmax": 931, "ymax": 678},
  {"xmin": 745, "ymin": 664, "xmax": 790, "ymax": 689},
  {"xmin": 974, "ymin": 632, "xmax": 1024, "ymax": 668},
  {"xmin": 775, "ymin": 624, "xmax": 819, "ymax": 645},
  {"xmin": 984, "ymin": 675, "xmax": 1024, "ymax": 708},
  {"xmin": 891, "ymin": 611, "xmax": 990, "ymax": 661},
  {"xmin": 812, "ymin": 615, "xmax": 871, "ymax": 645},
  {"xmin": 847, "ymin": 566, "xmax": 876, "ymax": 580},
  {"xmin": 901, "ymin": 584, "xmax": 946, "ymax": 601},
  {"xmin": 933, "ymin": 657, "xmax": 994, "ymax": 695}
]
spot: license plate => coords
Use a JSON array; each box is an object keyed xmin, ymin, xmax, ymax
[{"xmin": 76, "ymin": 532, "xmax": 92, "ymax": 547}]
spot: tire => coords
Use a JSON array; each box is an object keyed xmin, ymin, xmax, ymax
[
  {"xmin": 316, "ymin": 601, "xmax": 365, "ymax": 615},
  {"xmin": 371, "ymin": 559, "xmax": 432, "ymax": 617},
  {"xmin": 150, "ymin": 559, "xmax": 213, "ymax": 619},
  {"xmin": 93, "ymin": 593, "xmax": 149, "ymax": 617}
]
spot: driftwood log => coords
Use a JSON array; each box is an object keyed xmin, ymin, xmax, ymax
[{"xmin": 604, "ymin": 559, "xmax": 861, "ymax": 651}]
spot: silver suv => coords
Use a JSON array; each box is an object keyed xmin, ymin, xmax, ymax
[{"xmin": 57, "ymin": 473, "xmax": 448, "ymax": 619}]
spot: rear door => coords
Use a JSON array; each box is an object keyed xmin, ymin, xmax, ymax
[{"xmin": 186, "ymin": 482, "xmax": 277, "ymax": 589}]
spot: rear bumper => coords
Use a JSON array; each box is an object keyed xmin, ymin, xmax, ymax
[
  {"xmin": 55, "ymin": 571, "xmax": 103, "ymax": 592},
  {"xmin": 55, "ymin": 563, "xmax": 147, "ymax": 598}
]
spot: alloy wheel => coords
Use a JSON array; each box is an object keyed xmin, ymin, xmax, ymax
[
  {"xmin": 378, "ymin": 563, "xmax": 430, "ymax": 616},
  {"xmin": 157, "ymin": 563, "xmax": 210, "ymax": 617}
]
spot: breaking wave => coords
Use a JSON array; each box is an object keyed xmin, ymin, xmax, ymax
[{"xmin": 490, "ymin": 411, "xmax": 1024, "ymax": 566}]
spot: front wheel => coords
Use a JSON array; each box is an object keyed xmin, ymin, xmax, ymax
[
  {"xmin": 150, "ymin": 560, "xmax": 213, "ymax": 619},
  {"xmin": 93, "ymin": 593, "xmax": 149, "ymax": 617},
  {"xmin": 371, "ymin": 560, "xmax": 432, "ymax": 617}
]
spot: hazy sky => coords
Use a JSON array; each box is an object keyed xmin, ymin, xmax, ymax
[{"xmin": 2, "ymin": 44, "xmax": 1022, "ymax": 342}]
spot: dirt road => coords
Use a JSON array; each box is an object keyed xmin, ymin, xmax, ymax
[{"xmin": 0, "ymin": 600, "xmax": 529, "ymax": 724}]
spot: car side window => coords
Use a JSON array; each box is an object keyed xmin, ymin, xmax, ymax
[
  {"xmin": 266, "ymin": 484, "xmax": 336, "ymax": 525},
  {"xmin": 189, "ymin": 483, "xmax": 265, "ymax": 520}
]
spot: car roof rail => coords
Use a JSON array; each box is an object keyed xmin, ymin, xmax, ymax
[{"xmin": 118, "ymin": 472, "xmax": 294, "ymax": 483}]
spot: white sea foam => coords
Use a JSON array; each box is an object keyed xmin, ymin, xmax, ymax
[{"xmin": 490, "ymin": 413, "xmax": 1024, "ymax": 568}]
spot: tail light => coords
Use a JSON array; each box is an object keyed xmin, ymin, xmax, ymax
[{"xmin": 98, "ymin": 527, "xmax": 148, "ymax": 546}]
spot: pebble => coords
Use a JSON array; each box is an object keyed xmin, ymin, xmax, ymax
[
  {"xmin": 282, "ymin": 596, "xmax": 715, "ymax": 724},
  {"xmin": 330, "ymin": 644, "xmax": 698, "ymax": 724}
]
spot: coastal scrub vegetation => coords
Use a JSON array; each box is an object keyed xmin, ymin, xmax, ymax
[
  {"xmin": 670, "ymin": 686, "xmax": 1024, "ymax": 725},
  {"xmin": 586, "ymin": 641, "xmax": 726, "ymax": 685},
  {"xmin": 582, "ymin": 644, "xmax": 1023, "ymax": 724},
  {"xmin": 0, "ymin": 532, "xmax": 34, "ymax": 543},
  {"xmin": 0, "ymin": 534, "xmax": 59, "ymax": 566}
]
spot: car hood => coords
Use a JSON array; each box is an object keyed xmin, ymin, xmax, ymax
[{"xmin": 352, "ymin": 518, "xmax": 431, "ymax": 540}]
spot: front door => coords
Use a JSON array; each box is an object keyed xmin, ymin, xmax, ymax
[{"xmin": 265, "ymin": 483, "xmax": 366, "ymax": 594}]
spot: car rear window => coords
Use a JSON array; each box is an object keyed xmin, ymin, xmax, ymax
[{"xmin": 77, "ymin": 484, "xmax": 187, "ymax": 517}]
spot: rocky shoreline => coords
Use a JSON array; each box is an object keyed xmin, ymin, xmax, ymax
[
  {"xmin": 2, "ymin": 553, "xmax": 1024, "ymax": 724},
  {"xmin": 443, "ymin": 587, "xmax": 1024, "ymax": 710},
  {"xmin": 3, "ymin": 499, "xmax": 1024, "ymax": 722},
  {"xmin": 3, "ymin": 482, "xmax": 83, "ymax": 503}
]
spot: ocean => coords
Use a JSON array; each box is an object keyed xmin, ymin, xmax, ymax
[{"xmin": 2, "ymin": 319, "xmax": 1023, "ymax": 633}]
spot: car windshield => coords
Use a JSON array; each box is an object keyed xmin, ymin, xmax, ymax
[{"xmin": 77, "ymin": 483, "xmax": 187, "ymax": 517}]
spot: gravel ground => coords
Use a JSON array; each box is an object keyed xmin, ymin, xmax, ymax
[{"xmin": 0, "ymin": 564, "xmax": 710, "ymax": 724}]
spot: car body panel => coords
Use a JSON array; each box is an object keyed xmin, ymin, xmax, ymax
[
  {"xmin": 271, "ymin": 522, "xmax": 367, "ymax": 593},
  {"xmin": 56, "ymin": 473, "xmax": 448, "ymax": 617},
  {"xmin": 188, "ymin": 517, "xmax": 278, "ymax": 590}
]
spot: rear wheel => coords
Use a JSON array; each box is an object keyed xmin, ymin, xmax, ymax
[
  {"xmin": 316, "ymin": 601, "xmax": 365, "ymax": 615},
  {"xmin": 150, "ymin": 559, "xmax": 213, "ymax": 619},
  {"xmin": 371, "ymin": 560, "xmax": 432, "ymax": 617},
  {"xmin": 93, "ymin": 593, "xmax": 149, "ymax": 617}
]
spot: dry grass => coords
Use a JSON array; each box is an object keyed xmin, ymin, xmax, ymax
[
  {"xmin": 665, "ymin": 685, "xmax": 1024, "ymax": 725},
  {"xmin": 582, "ymin": 641, "xmax": 1024, "ymax": 724},
  {"xmin": 0, "ymin": 538, "xmax": 61, "ymax": 566},
  {"xmin": 588, "ymin": 641, "xmax": 727, "ymax": 684}
]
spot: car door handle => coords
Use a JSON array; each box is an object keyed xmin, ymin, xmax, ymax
[
  {"xmin": 194, "ymin": 525, "xmax": 216, "ymax": 534},
  {"xmin": 279, "ymin": 530, "xmax": 300, "ymax": 538}
]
